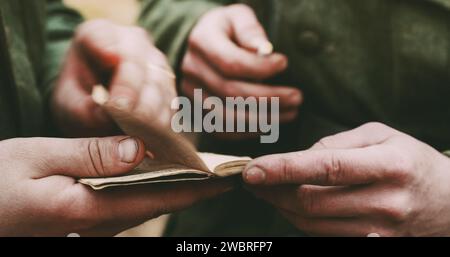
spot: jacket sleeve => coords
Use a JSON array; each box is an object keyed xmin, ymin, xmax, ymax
[
  {"xmin": 41, "ymin": 0, "xmax": 83, "ymax": 99},
  {"xmin": 139, "ymin": 0, "xmax": 231, "ymax": 71}
]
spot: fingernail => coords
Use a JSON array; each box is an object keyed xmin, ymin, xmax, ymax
[
  {"xmin": 92, "ymin": 85, "xmax": 110, "ymax": 105},
  {"xmin": 244, "ymin": 166, "xmax": 266, "ymax": 185},
  {"xmin": 119, "ymin": 137, "xmax": 139, "ymax": 163}
]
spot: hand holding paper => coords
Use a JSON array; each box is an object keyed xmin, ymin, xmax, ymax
[{"xmin": 83, "ymin": 85, "xmax": 251, "ymax": 190}]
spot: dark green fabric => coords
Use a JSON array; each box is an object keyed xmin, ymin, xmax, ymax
[
  {"xmin": 140, "ymin": 0, "xmax": 450, "ymax": 236},
  {"xmin": 0, "ymin": 0, "xmax": 82, "ymax": 139},
  {"xmin": 140, "ymin": 0, "xmax": 230, "ymax": 71}
]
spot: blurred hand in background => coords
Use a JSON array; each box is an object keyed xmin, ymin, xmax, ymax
[
  {"xmin": 181, "ymin": 4, "xmax": 303, "ymax": 139},
  {"xmin": 52, "ymin": 19, "xmax": 176, "ymax": 137}
]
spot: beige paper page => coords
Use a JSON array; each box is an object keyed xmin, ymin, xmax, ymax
[{"xmin": 94, "ymin": 85, "xmax": 209, "ymax": 172}]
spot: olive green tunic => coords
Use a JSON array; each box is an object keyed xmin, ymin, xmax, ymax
[
  {"xmin": 140, "ymin": 0, "xmax": 450, "ymax": 236},
  {"xmin": 0, "ymin": 0, "xmax": 82, "ymax": 139}
]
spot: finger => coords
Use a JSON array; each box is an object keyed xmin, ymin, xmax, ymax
[
  {"xmin": 24, "ymin": 137, "xmax": 146, "ymax": 178},
  {"xmin": 53, "ymin": 78, "xmax": 113, "ymax": 134},
  {"xmin": 143, "ymin": 46, "xmax": 175, "ymax": 74},
  {"xmin": 227, "ymin": 4, "xmax": 270, "ymax": 52},
  {"xmin": 29, "ymin": 176, "xmax": 234, "ymax": 236},
  {"xmin": 248, "ymin": 185, "xmax": 396, "ymax": 218},
  {"xmin": 108, "ymin": 61, "xmax": 146, "ymax": 109},
  {"xmin": 59, "ymin": 179, "xmax": 234, "ymax": 231},
  {"xmin": 222, "ymin": 102, "xmax": 299, "ymax": 124},
  {"xmin": 182, "ymin": 77, "xmax": 299, "ymax": 125},
  {"xmin": 108, "ymin": 47, "xmax": 172, "ymax": 109},
  {"xmin": 280, "ymin": 212, "xmax": 389, "ymax": 237},
  {"xmin": 76, "ymin": 20, "xmax": 163, "ymax": 109},
  {"xmin": 136, "ymin": 84, "xmax": 174, "ymax": 128},
  {"xmin": 190, "ymin": 17, "xmax": 287, "ymax": 80},
  {"xmin": 183, "ymin": 76, "xmax": 298, "ymax": 113},
  {"xmin": 243, "ymin": 146, "xmax": 394, "ymax": 186},
  {"xmin": 311, "ymin": 123, "xmax": 403, "ymax": 150},
  {"xmin": 53, "ymin": 47, "xmax": 113, "ymax": 132},
  {"xmin": 109, "ymin": 49, "xmax": 175, "ymax": 127},
  {"xmin": 182, "ymin": 50, "xmax": 302, "ymax": 108}
]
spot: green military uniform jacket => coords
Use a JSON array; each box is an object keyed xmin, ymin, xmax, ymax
[
  {"xmin": 140, "ymin": 0, "xmax": 450, "ymax": 236},
  {"xmin": 0, "ymin": 0, "xmax": 82, "ymax": 139}
]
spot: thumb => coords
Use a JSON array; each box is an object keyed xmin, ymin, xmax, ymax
[
  {"xmin": 27, "ymin": 137, "xmax": 146, "ymax": 178},
  {"xmin": 227, "ymin": 4, "xmax": 271, "ymax": 53}
]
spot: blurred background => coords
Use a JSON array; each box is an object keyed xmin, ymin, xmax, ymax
[
  {"xmin": 64, "ymin": 0, "xmax": 139, "ymax": 24},
  {"xmin": 64, "ymin": 0, "xmax": 169, "ymax": 237}
]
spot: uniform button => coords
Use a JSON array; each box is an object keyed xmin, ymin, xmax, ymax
[{"xmin": 297, "ymin": 30, "xmax": 322, "ymax": 55}]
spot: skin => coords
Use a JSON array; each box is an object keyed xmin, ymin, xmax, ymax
[
  {"xmin": 181, "ymin": 4, "xmax": 303, "ymax": 138},
  {"xmin": 0, "ymin": 136, "xmax": 231, "ymax": 236},
  {"xmin": 0, "ymin": 19, "xmax": 230, "ymax": 236},
  {"xmin": 52, "ymin": 19, "xmax": 177, "ymax": 137},
  {"xmin": 243, "ymin": 122, "xmax": 450, "ymax": 237}
]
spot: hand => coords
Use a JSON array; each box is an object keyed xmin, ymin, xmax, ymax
[
  {"xmin": 52, "ymin": 19, "xmax": 176, "ymax": 137},
  {"xmin": 0, "ymin": 137, "xmax": 231, "ymax": 236},
  {"xmin": 182, "ymin": 4, "xmax": 303, "ymax": 138},
  {"xmin": 243, "ymin": 122, "xmax": 450, "ymax": 236}
]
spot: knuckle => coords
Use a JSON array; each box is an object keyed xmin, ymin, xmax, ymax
[
  {"xmin": 229, "ymin": 4, "xmax": 255, "ymax": 15},
  {"xmin": 129, "ymin": 26, "xmax": 148, "ymax": 38},
  {"xmin": 278, "ymin": 155, "xmax": 295, "ymax": 183},
  {"xmin": 188, "ymin": 30, "xmax": 202, "ymax": 49},
  {"xmin": 374, "ymin": 194, "xmax": 412, "ymax": 222},
  {"xmin": 321, "ymin": 153, "xmax": 343, "ymax": 185},
  {"xmin": 84, "ymin": 139, "xmax": 107, "ymax": 177},
  {"xmin": 296, "ymin": 186, "xmax": 317, "ymax": 216},
  {"xmin": 363, "ymin": 122, "xmax": 389, "ymax": 131},
  {"xmin": 389, "ymin": 150, "xmax": 414, "ymax": 182},
  {"xmin": 315, "ymin": 136, "xmax": 335, "ymax": 149},
  {"xmin": 240, "ymin": 22, "xmax": 263, "ymax": 33},
  {"xmin": 382, "ymin": 207, "xmax": 408, "ymax": 222},
  {"xmin": 149, "ymin": 48, "xmax": 167, "ymax": 62}
]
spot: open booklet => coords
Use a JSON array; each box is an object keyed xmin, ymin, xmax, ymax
[{"xmin": 79, "ymin": 86, "xmax": 251, "ymax": 190}]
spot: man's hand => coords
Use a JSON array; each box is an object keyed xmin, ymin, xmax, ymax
[
  {"xmin": 0, "ymin": 137, "xmax": 231, "ymax": 236},
  {"xmin": 243, "ymin": 123, "xmax": 450, "ymax": 236},
  {"xmin": 52, "ymin": 19, "xmax": 176, "ymax": 137},
  {"xmin": 182, "ymin": 4, "xmax": 303, "ymax": 137}
]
